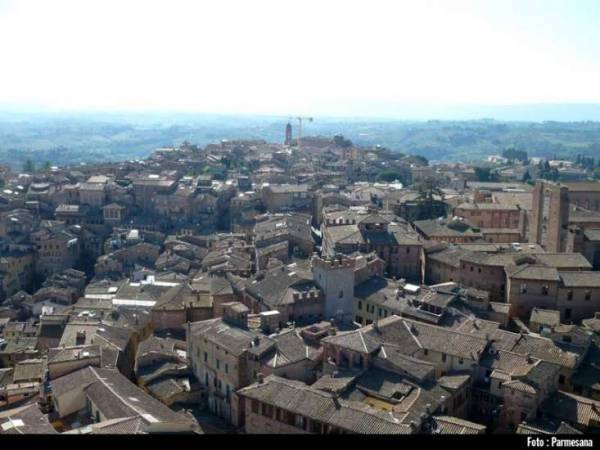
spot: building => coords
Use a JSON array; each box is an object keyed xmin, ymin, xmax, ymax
[
  {"xmin": 261, "ymin": 184, "xmax": 311, "ymax": 213},
  {"xmin": 321, "ymin": 210, "xmax": 422, "ymax": 281}
]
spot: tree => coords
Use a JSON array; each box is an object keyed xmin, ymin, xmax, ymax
[
  {"xmin": 538, "ymin": 160, "xmax": 560, "ymax": 181},
  {"xmin": 415, "ymin": 178, "xmax": 445, "ymax": 220},
  {"xmin": 522, "ymin": 170, "xmax": 532, "ymax": 183},
  {"xmin": 333, "ymin": 134, "xmax": 353, "ymax": 148},
  {"xmin": 42, "ymin": 161, "xmax": 52, "ymax": 171},
  {"xmin": 376, "ymin": 170, "xmax": 405, "ymax": 183},
  {"xmin": 22, "ymin": 159, "xmax": 35, "ymax": 173},
  {"xmin": 474, "ymin": 167, "xmax": 499, "ymax": 182},
  {"xmin": 502, "ymin": 147, "xmax": 528, "ymax": 163}
]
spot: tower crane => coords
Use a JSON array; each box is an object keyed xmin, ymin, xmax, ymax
[{"xmin": 288, "ymin": 116, "xmax": 313, "ymax": 152}]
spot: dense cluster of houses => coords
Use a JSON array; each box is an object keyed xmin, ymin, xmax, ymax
[{"xmin": 1, "ymin": 134, "xmax": 600, "ymax": 434}]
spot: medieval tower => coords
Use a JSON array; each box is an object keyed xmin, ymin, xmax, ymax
[
  {"xmin": 311, "ymin": 254, "xmax": 356, "ymax": 323},
  {"xmin": 284, "ymin": 122, "xmax": 292, "ymax": 146}
]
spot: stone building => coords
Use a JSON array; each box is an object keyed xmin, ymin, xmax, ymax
[
  {"xmin": 260, "ymin": 184, "xmax": 311, "ymax": 213},
  {"xmin": 321, "ymin": 210, "xmax": 422, "ymax": 281},
  {"xmin": 312, "ymin": 254, "xmax": 355, "ymax": 324},
  {"xmin": 186, "ymin": 303, "xmax": 326, "ymax": 426},
  {"xmin": 31, "ymin": 224, "xmax": 80, "ymax": 277},
  {"xmin": 530, "ymin": 180, "xmax": 600, "ymax": 252}
]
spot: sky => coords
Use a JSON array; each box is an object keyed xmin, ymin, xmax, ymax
[{"xmin": 0, "ymin": 0, "xmax": 599, "ymax": 118}]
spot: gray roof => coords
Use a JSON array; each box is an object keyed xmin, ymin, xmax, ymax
[
  {"xmin": 324, "ymin": 316, "xmax": 488, "ymax": 361},
  {"xmin": 0, "ymin": 403, "xmax": 57, "ymax": 434},
  {"xmin": 507, "ymin": 265, "xmax": 560, "ymax": 282},
  {"xmin": 530, "ymin": 308, "xmax": 561, "ymax": 327},
  {"xmin": 560, "ymin": 271, "xmax": 600, "ymax": 288},
  {"xmin": 189, "ymin": 318, "xmax": 275, "ymax": 357},
  {"xmin": 238, "ymin": 375, "xmax": 412, "ymax": 434},
  {"xmin": 51, "ymin": 366, "xmax": 195, "ymax": 427}
]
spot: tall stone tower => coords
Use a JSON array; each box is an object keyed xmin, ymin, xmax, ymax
[
  {"xmin": 284, "ymin": 122, "xmax": 292, "ymax": 146},
  {"xmin": 529, "ymin": 180, "xmax": 570, "ymax": 252},
  {"xmin": 529, "ymin": 181, "xmax": 545, "ymax": 245},
  {"xmin": 312, "ymin": 254, "xmax": 356, "ymax": 324}
]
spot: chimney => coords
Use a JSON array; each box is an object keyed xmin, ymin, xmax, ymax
[
  {"xmin": 331, "ymin": 391, "xmax": 341, "ymax": 409},
  {"xmin": 256, "ymin": 372, "xmax": 264, "ymax": 384},
  {"xmin": 253, "ymin": 336, "xmax": 260, "ymax": 347}
]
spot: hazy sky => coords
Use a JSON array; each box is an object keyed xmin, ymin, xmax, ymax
[{"xmin": 0, "ymin": 0, "xmax": 599, "ymax": 116}]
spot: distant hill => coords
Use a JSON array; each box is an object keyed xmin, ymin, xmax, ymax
[{"xmin": 0, "ymin": 109, "xmax": 599, "ymax": 168}]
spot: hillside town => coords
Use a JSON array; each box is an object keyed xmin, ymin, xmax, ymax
[{"xmin": 1, "ymin": 128, "xmax": 600, "ymax": 435}]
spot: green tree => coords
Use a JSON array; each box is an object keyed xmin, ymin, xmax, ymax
[
  {"xmin": 42, "ymin": 161, "xmax": 52, "ymax": 171},
  {"xmin": 333, "ymin": 134, "xmax": 353, "ymax": 148},
  {"xmin": 474, "ymin": 167, "xmax": 499, "ymax": 182},
  {"xmin": 502, "ymin": 147, "xmax": 528, "ymax": 163},
  {"xmin": 376, "ymin": 170, "xmax": 406, "ymax": 184},
  {"xmin": 522, "ymin": 170, "xmax": 532, "ymax": 183},
  {"xmin": 22, "ymin": 159, "xmax": 35, "ymax": 173}
]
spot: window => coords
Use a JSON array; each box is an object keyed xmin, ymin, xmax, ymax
[
  {"xmin": 559, "ymin": 375, "xmax": 566, "ymax": 385},
  {"xmin": 423, "ymin": 349, "xmax": 429, "ymax": 356},
  {"xmin": 478, "ymin": 268, "xmax": 481, "ymax": 273},
  {"xmin": 565, "ymin": 308, "xmax": 572, "ymax": 320},
  {"xmin": 567, "ymin": 290, "xmax": 573, "ymax": 301},
  {"xmin": 358, "ymin": 301, "xmax": 362, "ymax": 310},
  {"xmin": 204, "ymin": 352, "xmax": 208, "ymax": 362},
  {"xmin": 216, "ymin": 359, "xmax": 220, "ymax": 370},
  {"xmin": 520, "ymin": 284, "xmax": 527, "ymax": 294},
  {"xmin": 355, "ymin": 315, "xmax": 363, "ymax": 324},
  {"xmin": 286, "ymin": 412, "xmax": 296, "ymax": 426},
  {"xmin": 338, "ymin": 290, "xmax": 344, "ymax": 298},
  {"xmin": 585, "ymin": 290, "xmax": 592, "ymax": 301},
  {"xmin": 442, "ymin": 353, "xmax": 447, "ymax": 362},
  {"xmin": 459, "ymin": 358, "xmax": 464, "ymax": 365},
  {"xmin": 406, "ymin": 248, "xmax": 410, "ymax": 254},
  {"xmin": 225, "ymin": 363, "xmax": 229, "ymax": 374},
  {"xmin": 295, "ymin": 415, "xmax": 307, "ymax": 429},
  {"xmin": 251, "ymin": 400, "xmax": 259, "ymax": 414},
  {"xmin": 542, "ymin": 285, "xmax": 549, "ymax": 296},
  {"xmin": 261, "ymin": 403, "xmax": 274, "ymax": 418}
]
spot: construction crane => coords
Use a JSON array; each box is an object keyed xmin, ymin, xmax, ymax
[{"xmin": 288, "ymin": 116, "xmax": 313, "ymax": 152}]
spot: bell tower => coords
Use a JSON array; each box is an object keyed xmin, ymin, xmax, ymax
[{"xmin": 284, "ymin": 122, "xmax": 292, "ymax": 146}]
